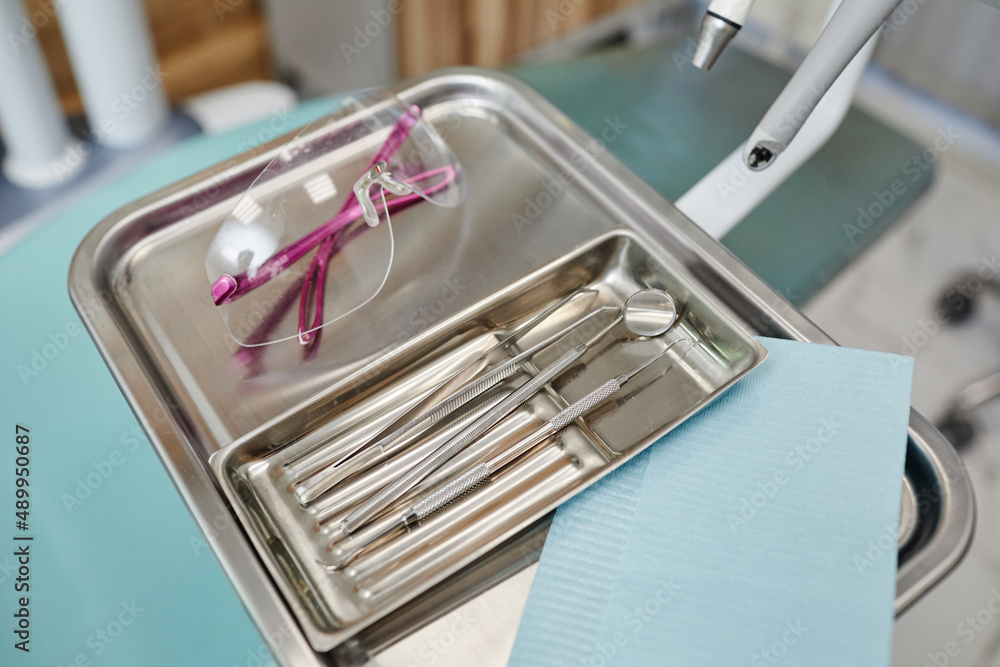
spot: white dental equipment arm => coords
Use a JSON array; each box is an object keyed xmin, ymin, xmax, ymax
[
  {"xmin": 678, "ymin": 0, "xmax": 901, "ymax": 238},
  {"xmin": 743, "ymin": 0, "xmax": 905, "ymax": 170}
]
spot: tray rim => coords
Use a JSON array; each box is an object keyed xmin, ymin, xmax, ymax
[{"xmin": 67, "ymin": 66, "xmax": 974, "ymax": 666}]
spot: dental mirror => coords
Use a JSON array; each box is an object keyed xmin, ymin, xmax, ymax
[{"xmin": 623, "ymin": 289, "xmax": 678, "ymax": 337}]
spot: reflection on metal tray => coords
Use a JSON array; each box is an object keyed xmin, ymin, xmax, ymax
[
  {"xmin": 69, "ymin": 69, "xmax": 973, "ymax": 666},
  {"xmin": 212, "ymin": 231, "xmax": 765, "ymax": 650}
]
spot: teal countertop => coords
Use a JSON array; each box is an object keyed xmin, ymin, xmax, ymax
[{"xmin": 0, "ymin": 40, "xmax": 929, "ymax": 666}]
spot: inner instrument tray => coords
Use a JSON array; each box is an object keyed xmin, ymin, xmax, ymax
[{"xmin": 213, "ymin": 230, "xmax": 764, "ymax": 650}]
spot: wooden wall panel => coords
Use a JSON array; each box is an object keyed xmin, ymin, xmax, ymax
[
  {"xmin": 24, "ymin": 0, "xmax": 270, "ymax": 115},
  {"xmin": 397, "ymin": 0, "xmax": 468, "ymax": 74},
  {"xmin": 398, "ymin": 0, "xmax": 641, "ymax": 78},
  {"xmin": 24, "ymin": 0, "xmax": 637, "ymax": 115}
]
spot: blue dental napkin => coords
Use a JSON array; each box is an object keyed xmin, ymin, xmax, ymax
[{"xmin": 508, "ymin": 337, "xmax": 914, "ymax": 667}]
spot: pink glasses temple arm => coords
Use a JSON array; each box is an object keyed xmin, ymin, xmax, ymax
[{"xmin": 211, "ymin": 164, "xmax": 456, "ymax": 306}]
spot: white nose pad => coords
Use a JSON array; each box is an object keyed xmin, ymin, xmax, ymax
[{"xmin": 353, "ymin": 161, "xmax": 415, "ymax": 226}]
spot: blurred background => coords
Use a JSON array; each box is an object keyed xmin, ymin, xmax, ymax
[
  {"xmin": 3, "ymin": 0, "xmax": 1000, "ymax": 664},
  {"xmin": 18, "ymin": 0, "xmax": 1000, "ymax": 119}
]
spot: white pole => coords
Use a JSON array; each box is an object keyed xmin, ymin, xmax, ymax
[
  {"xmin": 57, "ymin": 0, "xmax": 169, "ymax": 149},
  {"xmin": 0, "ymin": 0, "xmax": 83, "ymax": 188}
]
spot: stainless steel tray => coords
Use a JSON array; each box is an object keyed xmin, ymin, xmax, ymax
[
  {"xmin": 69, "ymin": 68, "xmax": 974, "ymax": 666},
  {"xmin": 212, "ymin": 229, "xmax": 764, "ymax": 650}
]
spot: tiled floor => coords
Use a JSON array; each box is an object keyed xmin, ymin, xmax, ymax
[{"xmin": 802, "ymin": 75, "xmax": 1000, "ymax": 666}]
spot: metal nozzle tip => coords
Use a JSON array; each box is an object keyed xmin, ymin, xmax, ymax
[{"xmin": 691, "ymin": 14, "xmax": 739, "ymax": 71}]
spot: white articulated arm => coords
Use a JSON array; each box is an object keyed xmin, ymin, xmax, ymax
[{"xmin": 677, "ymin": 0, "xmax": 886, "ymax": 239}]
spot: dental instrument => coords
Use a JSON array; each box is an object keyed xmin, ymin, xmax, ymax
[
  {"xmin": 325, "ymin": 338, "xmax": 693, "ymax": 570},
  {"xmin": 284, "ymin": 289, "xmax": 601, "ymax": 489},
  {"xmin": 338, "ymin": 289, "xmax": 679, "ymax": 535}
]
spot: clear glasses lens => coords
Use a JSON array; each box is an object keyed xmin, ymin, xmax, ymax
[{"xmin": 205, "ymin": 89, "xmax": 465, "ymax": 346}]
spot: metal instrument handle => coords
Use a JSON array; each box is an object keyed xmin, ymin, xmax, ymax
[
  {"xmin": 549, "ymin": 379, "xmax": 621, "ymax": 431},
  {"xmin": 342, "ymin": 343, "xmax": 586, "ymax": 533},
  {"xmin": 410, "ymin": 463, "xmax": 490, "ymax": 521}
]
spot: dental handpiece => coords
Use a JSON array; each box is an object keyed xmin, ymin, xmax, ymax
[
  {"xmin": 325, "ymin": 339, "xmax": 691, "ymax": 569},
  {"xmin": 743, "ymin": 0, "xmax": 904, "ymax": 169},
  {"xmin": 692, "ymin": 0, "xmax": 756, "ymax": 70}
]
